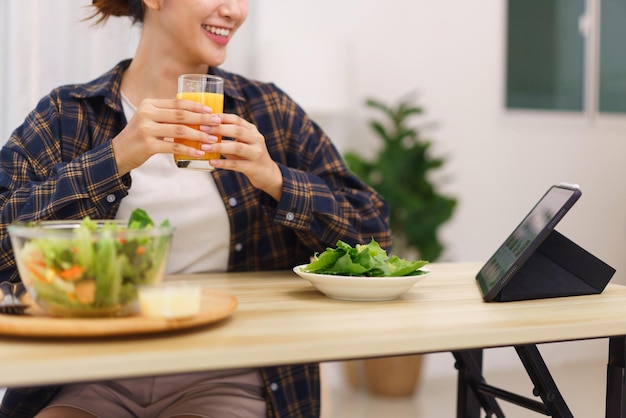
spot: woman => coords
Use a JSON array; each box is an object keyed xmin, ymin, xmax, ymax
[{"xmin": 0, "ymin": 0, "xmax": 391, "ymax": 417}]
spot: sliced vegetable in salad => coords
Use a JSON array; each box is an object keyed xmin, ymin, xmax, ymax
[
  {"xmin": 13, "ymin": 209, "xmax": 172, "ymax": 314},
  {"xmin": 303, "ymin": 238, "xmax": 429, "ymax": 277}
]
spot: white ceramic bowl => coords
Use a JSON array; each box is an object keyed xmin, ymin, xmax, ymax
[{"xmin": 292, "ymin": 265, "xmax": 430, "ymax": 301}]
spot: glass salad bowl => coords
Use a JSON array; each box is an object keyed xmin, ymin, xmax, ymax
[{"xmin": 8, "ymin": 217, "xmax": 173, "ymax": 318}]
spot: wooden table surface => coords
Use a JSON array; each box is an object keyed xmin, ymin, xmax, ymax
[{"xmin": 1, "ymin": 261, "xmax": 625, "ymax": 387}]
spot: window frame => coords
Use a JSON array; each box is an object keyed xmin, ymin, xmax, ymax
[{"xmin": 504, "ymin": 0, "xmax": 626, "ymax": 126}]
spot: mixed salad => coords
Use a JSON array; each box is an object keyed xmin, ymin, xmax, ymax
[
  {"xmin": 302, "ymin": 238, "xmax": 429, "ymax": 277},
  {"xmin": 13, "ymin": 209, "xmax": 172, "ymax": 314}
]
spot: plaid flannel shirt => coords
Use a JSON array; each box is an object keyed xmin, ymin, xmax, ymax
[{"xmin": 0, "ymin": 60, "xmax": 391, "ymax": 417}]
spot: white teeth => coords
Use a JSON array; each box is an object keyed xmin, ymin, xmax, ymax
[{"xmin": 203, "ymin": 25, "xmax": 230, "ymax": 37}]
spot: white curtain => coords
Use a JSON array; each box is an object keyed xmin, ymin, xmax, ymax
[
  {"xmin": 0, "ymin": 0, "xmax": 256, "ymax": 144},
  {"xmin": 0, "ymin": 0, "xmax": 140, "ymax": 142}
]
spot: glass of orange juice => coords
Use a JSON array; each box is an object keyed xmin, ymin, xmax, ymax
[{"xmin": 174, "ymin": 74, "xmax": 224, "ymax": 170}]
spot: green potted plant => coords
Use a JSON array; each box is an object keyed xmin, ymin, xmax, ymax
[
  {"xmin": 342, "ymin": 93, "xmax": 458, "ymax": 397},
  {"xmin": 344, "ymin": 94, "xmax": 457, "ymax": 261}
]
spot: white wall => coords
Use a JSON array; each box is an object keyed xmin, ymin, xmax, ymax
[
  {"xmin": 0, "ymin": 1, "xmax": 141, "ymax": 140},
  {"xmin": 248, "ymin": 0, "xmax": 626, "ymax": 280},
  {"xmin": 1, "ymin": 0, "xmax": 621, "ymax": 383},
  {"xmin": 247, "ymin": 0, "xmax": 622, "ymax": 382}
]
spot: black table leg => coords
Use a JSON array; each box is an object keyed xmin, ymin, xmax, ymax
[
  {"xmin": 455, "ymin": 349, "xmax": 483, "ymax": 418},
  {"xmin": 606, "ymin": 336, "xmax": 626, "ymax": 417},
  {"xmin": 453, "ymin": 344, "xmax": 574, "ymax": 418},
  {"xmin": 514, "ymin": 345, "xmax": 573, "ymax": 417},
  {"xmin": 453, "ymin": 350, "xmax": 506, "ymax": 418}
]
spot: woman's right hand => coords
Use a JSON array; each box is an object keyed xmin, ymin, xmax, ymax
[{"xmin": 111, "ymin": 98, "xmax": 220, "ymax": 175}]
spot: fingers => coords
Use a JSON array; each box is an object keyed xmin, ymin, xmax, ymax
[
  {"xmin": 201, "ymin": 113, "xmax": 257, "ymax": 144},
  {"xmin": 133, "ymin": 99, "xmax": 223, "ymax": 144},
  {"xmin": 200, "ymin": 114, "xmax": 266, "ymax": 166},
  {"xmin": 212, "ymin": 113, "xmax": 256, "ymax": 141},
  {"xmin": 142, "ymin": 99, "xmax": 220, "ymax": 128},
  {"xmin": 113, "ymin": 99, "xmax": 225, "ymax": 174},
  {"xmin": 153, "ymin": 98, "xmax": 214, "ymax": 116},
  {"xmin": 192, "ymin": 113, "xmax": 282, "ymax": 198}
]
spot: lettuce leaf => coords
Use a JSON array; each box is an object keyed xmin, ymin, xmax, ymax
[{"xmin": 304, "ymin": 238, "xmax": 429, "ymax": 277}]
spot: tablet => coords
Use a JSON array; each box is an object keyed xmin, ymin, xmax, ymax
[{"xmin": 476, "ymin": 183, "xmax": 582, "ymax": 301}]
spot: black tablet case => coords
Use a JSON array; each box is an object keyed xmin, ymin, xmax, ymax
[{"xmin": 491, "ymin": 229, "xmax": 616, "ymax": 302}]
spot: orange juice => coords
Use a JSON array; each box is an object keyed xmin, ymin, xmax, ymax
[{"xmin": 174, "ymin": 91, "xmax": 224, "ymax": 165}]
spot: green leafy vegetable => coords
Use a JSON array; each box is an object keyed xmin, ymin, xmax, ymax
[
  {"xmin": 303, "ymin": 238, "xmax": 429, "ymax": 277},
  {"xmin": 17, "ymin": 208, "xmax": 172, "ymax": 314},
  {"xmin": 128, "ymin": 208, "xmax": 154, "ymax": 229}
]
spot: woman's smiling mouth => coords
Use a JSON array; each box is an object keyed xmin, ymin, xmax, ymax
[{"xmin": 202, "ymin": 24, "xmax": 231, "ymax": 39}]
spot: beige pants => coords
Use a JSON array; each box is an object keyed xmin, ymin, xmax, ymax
[{"xmin": 41, "ymin": 369, "xmax": 266, "ymax": 418}]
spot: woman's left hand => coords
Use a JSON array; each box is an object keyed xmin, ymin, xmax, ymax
[{"xmin": 200, "ymin": 114, "xmax": 283, "ymax": 201}]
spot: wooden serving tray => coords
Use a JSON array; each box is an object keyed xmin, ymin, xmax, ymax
[{"xmin": 0, "ymin": 288, "xmax": 237, "ymax": 338}]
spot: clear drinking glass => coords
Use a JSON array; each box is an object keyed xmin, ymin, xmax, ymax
[{"xmin": 174, "ymin": 74, "xmax": 224, "ymax": 170}]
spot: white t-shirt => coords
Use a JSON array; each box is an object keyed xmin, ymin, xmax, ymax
[{"xmin": 116, "ymin": 93, "xmax": 230, "ymax": 274}]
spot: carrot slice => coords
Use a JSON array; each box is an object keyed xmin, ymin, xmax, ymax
[
  {"xmin": 25, "ymin": 260, "xmax": 47, "ymax": 283},
  {"xmin": 59, "ymin": 265, "xmax": 85, "ymax": 282}
]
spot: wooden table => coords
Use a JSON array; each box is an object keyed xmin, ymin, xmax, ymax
[{"xmin": 0, "ymin": 262, "xmax": 625, "ymax": 417}]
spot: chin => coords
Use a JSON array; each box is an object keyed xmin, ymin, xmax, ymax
[{"xmin": 203, "ymin": 50, "xmax": 228, "ymax": 68}]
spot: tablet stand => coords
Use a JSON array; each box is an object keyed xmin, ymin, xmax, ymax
[{"xmin": 493, "ymin": 229, "xmax": 615, "ymax": 302}]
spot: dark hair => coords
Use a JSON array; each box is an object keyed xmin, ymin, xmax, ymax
[{"xmin": 89, "ymin": 0, "xmax": 145, "ymax": 25}]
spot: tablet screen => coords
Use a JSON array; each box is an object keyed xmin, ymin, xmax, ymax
[{"xmin": 476, "ymin": 184, "xmax": 582, "ymax": 300}]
